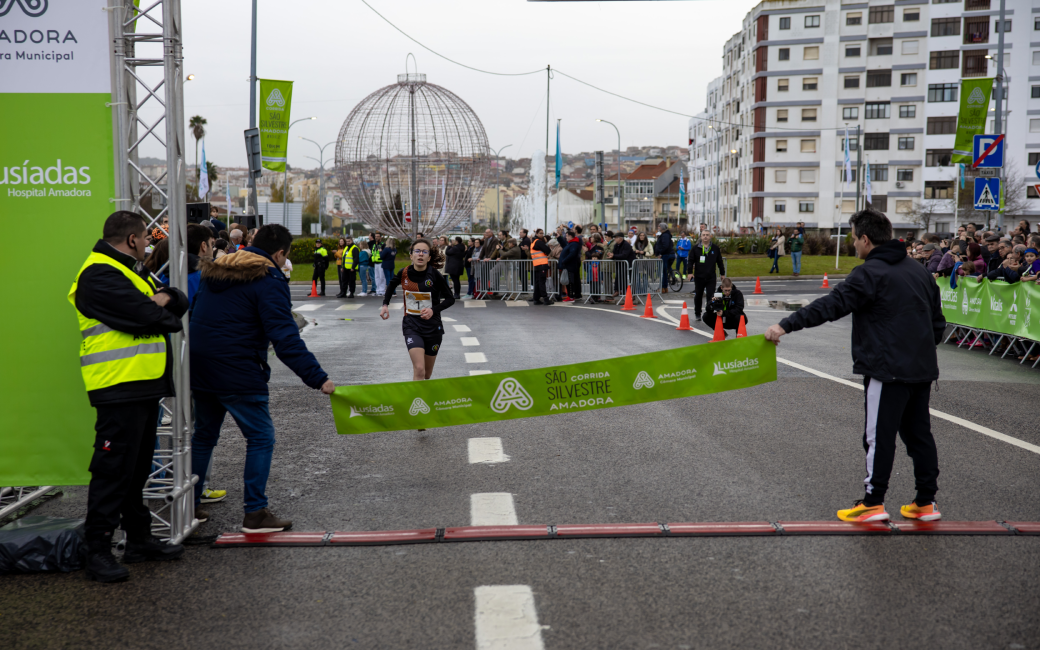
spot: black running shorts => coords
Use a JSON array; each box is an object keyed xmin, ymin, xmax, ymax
[{"xmin": 403, "ymin": 330, "xmax": 442, "ymax": 356}]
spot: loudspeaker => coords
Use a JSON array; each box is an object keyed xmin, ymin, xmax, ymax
[
  {"xmin": 187, "ymin": 202, "xmax": 210, "ymax": 224},
  {"xmin": 239, "ymin": 215, "xmax": 263, "ymax": 231}
]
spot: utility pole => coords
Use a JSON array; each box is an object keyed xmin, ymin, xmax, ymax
[
  {"xmin": 994, "ymin": 0, "xmax": 1007, "ymax": 231},
  {"xmin": 544, "ymin": 65, "xmax": 551, "ymax": 234},
  {"xmin": 247, "ymin": 0, "xmax": 258, "ymax": 216},
  {"xmin": 855, "ymin": 124, "xmax": 862, "ymax": 213}
]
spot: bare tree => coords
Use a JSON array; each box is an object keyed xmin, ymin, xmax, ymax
[{"xmin": 904, "ymin": 199, "xmax": 949, "ymax": 233}]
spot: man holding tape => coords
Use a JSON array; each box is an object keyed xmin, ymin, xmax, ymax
[{"xmin": 765, "ymin": 208, "xmax": 946, "ymax": 523}]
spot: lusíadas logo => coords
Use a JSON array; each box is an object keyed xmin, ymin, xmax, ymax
[{"xmin": 1, "ymin": 159, "xmax": 91, "ymax": 185}]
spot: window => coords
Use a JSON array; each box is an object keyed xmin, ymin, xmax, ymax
[
  {"xmin": 777, "ymin": 109, "xmax": 788, "ymax": 123},
  {"xmin": 897, "ymin": 169, "xmax": 914, "ymax": 182},
  {"xmin": 899, "ymin": 105, "xmax": 916, "ymax": 118},
  {"xmin": 928, "ymin": 83, "xmax": 958, "ymax": 102},
  {"xmin": 778, "ymin": 78, "xmax": 789, "ymax": 92},
  {"xmin": 963, "ymin": 51, "xmax": 988, "ymax": 77},
  {"xmin": 775, "ymin": 201, "xmax": 787, "ymax": 212},
  {"xmin": 846, "ymin": 45, "xmax": 862, "ymax": 57},
  {"xmin": 1030, "ymin": 153, "xmax": 1040, "ymax": 166},
  {"xmin": 1032, "ymin": 86, "xmax": 1040, "ymax": 99},
  {"xmin": 864, "ymin": 133, "xmax": 890, "ymax": 150},
  {"xmin": 776, "ymin": 139, "xmax": 788, "ymax": 152},
  {"xmin": 901, "ymin": 73, "xmax": 918, "ymax": 86},
  {"xmin": 996, "ymin": 20, "xmax": 1011, "ymax": 33},
  {"xmin": 966, "ymin": 0, "xmax": 990, "ymax": 11},
  {"xmin": 800, "ymin": 139, "xmax": 816, "ymax": 153},
  {"xmin": 931, "ymin": 18, "xmax": 960, "ymax": 37},
  {"xmin": 842, "ymin": 137, "xmax": 859, "ymax": 151},
  {"xmin": 779, "ymin": 16, "xmax": 791, "ymax": 30},
  {"xmin": 799, "ymin": 200, "xmax": 815, "ymax": 213},
  {"xmin": 1030, "ymin": 119, "xmax": 1040, "ymax": 133},
  {"xmin": 778, "ymin": 48, "xmax": 790, "ymax": 61},
  {"xmin": 847, "ymin": 12, "xmax": 862, "ymax": 26},
  {"xmin": 799, "ymin": 169, "xmax": 816, "ymax": 183},
  {"xmin": 870, "ymin": 166, "xmax": 889, "ymax": 182},
  {"xmin": 872, "ymin": 39, "xmax": 894, "ymax": 56},
  {"xmin": 1034, "ymin": 51, "xmax": 1040, "ymax": 66},
  {"xmin": 902, "ymin": 40, "xmax": 919, "ymax": 56},
  {"xmin": 775, "ymin": 169, "xmax": 788, "ymax": 183},
  {"xmin": 1036, "ymin": 17, "xmax": 1040, "ymax": 31},
  {"xmin": 1029, "ymin": 186, "xmax": 1040, "ymax": 199},
  {"xmin": 841, "ymin": 169, "xmax": 858, "ymax": 182},
  {"xmin": 898, "ymin": 136, "xmax": 915, "ymax": 150},
  {"xmin": 865, "ymin": 102, "xmax": 891, "ymax": 119},
  {"xmin": 803, "ymin": 77, "xmax": 818, "ymax": 90},
  {"xmin": 867, "ymin": 70, "xmax": 892, "ymax": 87},
  {"xmin": 965, "ymin": 18, "xmax": 989, "ymax": 44},
  {"xmin": 869, "ymin": 6, "xmax": 894, "ymax": 24},
  {"xmin": 802, "ymin": 108, "xmax": 817, "ymax": 122},
  {"xmin": 843, "ymin": 107, "xmax": 860, "ymax": 120},
  {"xmin": 926, "ymin": 149, "xmax": 953, "ymax": 167},
  {"xmin": 805, "ymin": 15, "xmax": 820, "ymax": 28},
  {"xmin": 896, "ymin": 200, "xmax": 913, "ymax": 214},
  {"xmin": 845, "ymin": 76, "xmax": 861, "ymax": 89},
  {"xmin": 929, "ymin": 50, "xmax": 959, "ymax": 69},
  {"xmin": 870, "ymin": 196, "xmax": 888, "ymax": 212},
  {"xmin": 924, "ymin": 181, "xmax": 953, "ymax": 199},
  {"xmin": 842, "ymin": 199, "xmax": 856, "ymax": 213},
  {"xmin": 804, "ymin": 46, "xmax": 819, "ymax": 60},
  {"xmin": 903, "ymin": 10, "xmax": 920, "ymax": 22}
]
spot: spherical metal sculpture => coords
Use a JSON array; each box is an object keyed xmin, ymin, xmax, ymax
[{"xmin": 336, "ymin": 71, "xmax": 491, "ymax": 239}]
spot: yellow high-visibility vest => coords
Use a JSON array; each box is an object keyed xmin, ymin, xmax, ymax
[
  {"xmin": 68, "ymin": 252, "xmax": 167, "ymax": 393},
  {"xmin": 371, "ymin": 246, "xmax": 382, "ymax": 264},
  {"xmin": 343, "ymin": 245, "xmax": 359, "ymax": 270}
]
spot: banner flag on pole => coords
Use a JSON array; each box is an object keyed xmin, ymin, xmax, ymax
[
  {"xmin": 555, "ymin": 121, "xmax": 562, "ymax": 189},
  {"xmin": 198, "ymin": 138, "xmax": 209, "ymax": 199},
  {"xmin": 331, "ymin": 337, "xmax": 777, "ymax": 435},
  {"xmin": 959, "ymin": 163, "xmax": 965, "ymax": 190},
  {"xmin": 864, "ymin": 158, "xmax": 872, "ymax": 205},
  {"xmin": 952, "ymin": 78, "xmax": 994, "ymax": 164},
  {"xmin": 843, "ymin": 127, "xmax": 852, "ymax": 187},
  {"xmin": 679, "ymin": 166, "xmax": 686, "ymax": 212},
  {"xmin": 258, "ymin": 78, "xmax": 294, "ymax": 173}
]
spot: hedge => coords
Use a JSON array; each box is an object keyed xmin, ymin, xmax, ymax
[{"xmin": 288, "ymin": 237, "xmax": 414, "ymax": 264}]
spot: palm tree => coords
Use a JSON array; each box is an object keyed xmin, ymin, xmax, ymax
[{"xmin": 189, "ymin": 115, "xmax": 207, "ymax": 198}]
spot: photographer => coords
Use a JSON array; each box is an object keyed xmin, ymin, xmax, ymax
[{"xmin": 701, "ymin": 277, "xmax": 745, "ymax": 338}]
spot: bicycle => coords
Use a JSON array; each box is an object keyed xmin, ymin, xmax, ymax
[{"xmin": 666, "ymin": 264, "xmax": 684, "ymax": 293}]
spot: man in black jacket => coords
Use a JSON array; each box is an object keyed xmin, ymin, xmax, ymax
[
  {"xmin": 69, "ymin": 211, "xmax": 190, "ymax": 582},
  {"xmin": 654, "ymin": 223, "xmax": 675, "ymax": 294},
  {"xmin": 701, "ymin": 277, "xmax": 745, "ymax": 336},
  {"xmin": 765, "ymin": 208, "xmax": 946, "ymax": 524},
  {"xmin": 609, "ymin": 232, "xmax": 636, "ymax": 298},
  {"xmin": 687, "ymin": 230, "xmax": 726, "ymax": 319}
]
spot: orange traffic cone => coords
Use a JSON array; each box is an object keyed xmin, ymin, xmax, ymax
[
  {"xmin": 736, "ymin": 315, "xmax": 748, "ymax": 338},
  {"xmin": 711, "ymin": 313, "xmax": 726, "ymax": 342},
  {"xmin": 676, "ymin": 302, "xmax": 693, "ymax": 331},
  {"xmin": 753, "ymin": 277, "xmax": 763, "ymax": 294},
  {"xmin": 308, "ymin": 280, "xmax": 319, "ymax": 297},
  {"xmin": 820, "ymin": 273, "xmax": 830, "ymax": 289},
  {"xmin": 620, "ymin": 285, "xmax": 636, "ymax": 311},
  {"xmin": 640, "ymin": 294, "xmax": 657, "ymax": 319}
]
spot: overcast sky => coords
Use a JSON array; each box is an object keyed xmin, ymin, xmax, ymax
[{"xmin": 162, "ymin": 0, "xmax": 758, "ymax": 171}]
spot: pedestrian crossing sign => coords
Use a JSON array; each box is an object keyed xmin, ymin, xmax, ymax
[{"xmin": 973, "ymin": 177, "xmax": 1000, "ymax": 211}]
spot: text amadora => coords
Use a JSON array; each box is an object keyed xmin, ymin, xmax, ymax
[
  {"xmin": 550, "ymin": 397, "xmax": 615, "ymax": 411},
  {"xmin": 349, "ymin": 404, "xmax": 394, "ymax": 418},
  {"xmin": 656, "ymin": 368, "xmax": 697, "ymax": 385},
  {"xmin": 712, "ymin": 357, "xmax": 760, "ymax": 376}
]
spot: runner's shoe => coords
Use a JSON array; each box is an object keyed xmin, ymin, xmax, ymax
[
  {"xmin": 837, "ymin": 500, "xmax": 890, "ymax": 522},
  {"xmin": 200, "ymin": 488, "xmax": 227, "ymax": 503},
  {"xmin": 900, "ymin": 501, "xmax": 941, "ymax": 521}
]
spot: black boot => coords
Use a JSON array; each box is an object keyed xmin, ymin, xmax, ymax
[
  {"xmin": 122, "ymin": 535, "xmax": 185, "ymax": 564},
  {"xmin": 85, "ymin": 542, "xmax": 129, "ymax": 583}
]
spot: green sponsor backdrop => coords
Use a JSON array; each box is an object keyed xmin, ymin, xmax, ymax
[
  {"xmin": 0, "ymin": 94, "xmax": 115, "ymax": 485},
  {"xmin": 951, "ymin": 77, "xmax": 993, "ymax": 164},
  {"xmin": 937, "ymin": 278, "xmax": 1039, "ymax": 340},
  {"xmin": 258, "ymin": 78, "xmax": 293, "ymax": 173},
  {"xmin": 332, "ymin": 336, "xmax": 777, "ymax": 435}
]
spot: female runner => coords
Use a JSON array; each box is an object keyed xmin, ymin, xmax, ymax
[{"xmin": 380, "ymin": 238, "xmax": 456, "ymax": 382}]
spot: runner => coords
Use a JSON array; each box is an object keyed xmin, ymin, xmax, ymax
[{"xmin": 380, "ymin": 239, "xmax": 455, "ymax": 387}]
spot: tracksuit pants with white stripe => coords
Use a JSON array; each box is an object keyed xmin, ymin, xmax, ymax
[{"xmin": 861, "ymin": 378, "xmax": 940, "ymax": 507}]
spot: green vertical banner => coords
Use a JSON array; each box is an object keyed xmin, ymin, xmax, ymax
[
  {"xmin": 258, "ymin": 79, "xmax": 294, "ymax": 173},
  {"xmin": 936, "ymin": 278, "xmax": 1039, "ymax": 340},
  {"xmin": 331, "ymin": 337, "xmax": 777, "ymax": 435},
  {"xmin": 951, "ymin": 78, "xmax": 993, "ymax": 164},
  {"xmin": 0, "ymin": 0, "xmax": 116, "ymax": 485}
]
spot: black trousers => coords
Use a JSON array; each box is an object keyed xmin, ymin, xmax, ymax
[
  {"xmin": 449, "ymin": 273, "xmax": 462, "ymax": 299},
  {"xmin": 692, "ymin": 275, "xmax": 715, "ymax": 315},
  {"xmin": 861, "ymin": 378, "xmax": 939, "ymax": 506},
  {"xmin": 312, "ymin": 266, "xmax": 326, "ymax": 294},
  {"xmin": 86, "ymin": 399, "xmax": 160, "ymax": 545},
  {"xmin": 338, "ymin": 267, "xmax": 356, "ymax": 296},
  {"xmin": 702, "ymin": 311, "xmax": 741, "ymax": 332},
  {"xmin": 566, "ymin": 265, "xmax": 581, "ymax": 299},
  {"xmin": 533, "ymin": 266, "xmax": 548, "ymax": 302}
]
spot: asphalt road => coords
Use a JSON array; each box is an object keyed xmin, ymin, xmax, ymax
[{"xmin": 5, "ymin": 278, "xmax": 1039, "ymax": 650}]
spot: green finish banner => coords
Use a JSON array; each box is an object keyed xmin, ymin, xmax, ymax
[
  {"xmin": 951, "ymin": 77, "xmax": 993, "ymax": 164},
  {"xmin": 258, "ymin": 78, "xmax": 294, "ymax": 173},
  {"xmin": 937, "ymin": 279, "xmax": 1040, "ymax": 340},
  {"xmin": 332, "ymin": 336, "xmax": 778, "ymax": 435}
]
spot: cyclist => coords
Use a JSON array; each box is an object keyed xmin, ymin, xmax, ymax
[{"xmin": 380, "ymin": 239, "xmax": 455, "ymax": 383}]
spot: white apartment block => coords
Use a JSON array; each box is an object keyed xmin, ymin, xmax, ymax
[{"xmin": 690, "ymin": 0, "xmax": 1037, "ymax": 233}]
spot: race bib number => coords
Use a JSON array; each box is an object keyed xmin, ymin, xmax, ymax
[{"xmin": 405, "ymin": 291, "xmax": 432, "ymax": 315}]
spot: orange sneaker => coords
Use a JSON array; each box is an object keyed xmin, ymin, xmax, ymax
[
  {"xmin": 837, "ymin": 500, "xmax": 890, "ymax": 522},
  {"xmin": 900, "ymin": 501, "xmax": 941, "ymax": 521}
]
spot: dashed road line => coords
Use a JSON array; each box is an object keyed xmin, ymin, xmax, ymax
[
  {"xmin": 468, "ymin": 437, "xmax": 510, "ymax": 464},
  {"xmin": 505, "ymin": 301, "xmax": 529, "ymax": 307},
  {"xmin": 293, "ymin": 304, "xmax": 324, "ymax": 311},
  {"xmin": 461, "ymin": 337, "xmax": 480, "ymax": 346},
  {"xmin": 335, "ymin": 304, "xmax": 362, "ymax": 311},
  {"xmin": 464, "ymin": 300, "xmax": 487, "ymax": 308},
  {"xmin": 474, "ymin": 585, "xmax": 546, "ymax": 650},
  {"xmin": 465, "ymin": 352, "xmax": 488, "ymax": 363},
  {"xmin": 470, "ymin": 493, "xmax": 518, "ymax": 526},
  {"xmin": 453, "ymin": 324, "xmax": 472, "ymax": 332},
  {"xmin": 469, "ymin": 370, "xmax": 492, "ymax": 376},
  {"xmin": 388, "ymin": 303, "xmax": 403, "ymax": 310}
]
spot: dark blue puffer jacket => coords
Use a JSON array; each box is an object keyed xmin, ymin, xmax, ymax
[{"xmin": 190, "ymin": 246, "xmax": 328, "ymax": 395}]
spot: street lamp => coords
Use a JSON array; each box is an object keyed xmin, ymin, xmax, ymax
[
  {"xmin": 300, "ymin": 136, "xmax": 335, "ymax": 235},
  {"xmin": 493, "ymin": 144, "xmax": 512, "ymax": 231},
  {"xmin": 283, "ymin": 117, "xmax": 316, "ymax": 213},
  {"xmin": 185, "ymin": 74, "xmax": 195, "ymax": 82},
  {"xmin": 596, "ymin": 119, "xmax": 622, "ymax": 229}
]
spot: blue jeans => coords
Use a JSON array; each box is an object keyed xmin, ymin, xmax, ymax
[
  {"xmin": 192, "ymin": 393, "xmax": 275, "ymax": 514},
  {"xmin": 770, "ymin": 253, "xmax": 781, "ymax": 273},
  {"xmin": 661, "ymin": 254, "xmax": 676, "ymax": 289},
  {"xmin": 359, "ymin": 266, "xmax": 373, "ymax": 293},
  {"xmin": 383, "ymin": 267, "xmax": 396, "ymax": 293},
  {"xmin": 791, "ymin": 250, "xmax": 802, "ymax": 275}
]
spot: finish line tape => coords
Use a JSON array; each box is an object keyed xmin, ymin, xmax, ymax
[{"xmin": 213, "ymin": 520, "xmax": 1040, "ymax": 547}]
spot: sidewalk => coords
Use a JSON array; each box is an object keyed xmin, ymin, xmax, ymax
[{"xmin": 726, "ymin": 274, "xmax": 848, "ymax": 281}]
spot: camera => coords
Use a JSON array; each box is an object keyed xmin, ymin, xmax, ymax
[{"xmin": 710, "ymin": 292, "xmax": 725, "ymax": 312}]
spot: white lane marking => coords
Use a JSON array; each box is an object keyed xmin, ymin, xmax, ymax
[
  {"xmin": 388, "ymin": 303, "xmax": 403, "ymax": 310},
  {"xmin": 470, "ymin": 493, "xmax": 518, "ymax": 526},
  {"xmin": 292, "ymin": 304, "xmax": 324, "ymax": 311},
  {"xmin": 474, "ymin": 585, "xmax": 546, "ymax": 650},
  {"xmin": 443, "ymin": 316, "xmax": 457, "ymax": 322},
  {"xmin": 595, "ymin": 304, "xmax": 1040, "ymax": 456},
  {"xmin": 465, "ymin": 352, "xmax": 488, "ymax": 363},
  {"xmin": 461, "ymin": 337, "xmax": 480, "ymax": 346},
  {"xmin": 465, "ymin": 300, "xmax": 487, "ymax": 308},
  {"xmin": 468, "ymin": 437, "xmax": 510, "ymax": 464},
  {"xmin": 335, "ymin": 304, "xmax": 362, "ymax": 311},
  {"xmin": 453, "ymin": 324, "xmax": 472, "ymax": 332},
  {"xmin": 505, "ymin": 301, "xmax": 529, "ymax": 307},
  {"xmin": 469, "ymin": 370, "xmax": 492, "ymax": 375}
]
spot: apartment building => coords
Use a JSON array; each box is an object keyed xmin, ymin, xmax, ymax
[{"xmin": 690, "ymin": 0, "xmax": 1034, "ymax": 233}]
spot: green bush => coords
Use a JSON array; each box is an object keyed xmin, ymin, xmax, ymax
[{"xmin": 288, "ymin": 236, "xmax": 416, "ymax": 264}]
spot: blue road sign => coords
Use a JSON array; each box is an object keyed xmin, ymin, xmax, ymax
[
  {"xmin": 1035, "ymin": 158, "xmax": 1040, "ymax": 180},
  {"xmin": 974, "ymin": 177, "xmax": 1000, "ymax": 211},
  {"xmin": 972, "ymin": 134, "xmax": 1005, "ymax": 168}
]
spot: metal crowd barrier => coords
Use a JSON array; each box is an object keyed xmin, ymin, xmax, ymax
[
  {"xmin": 580, "ymin": 260, "xmax": 630, "ymax": 304},
  {"xmin": 943, "ymin": 325, "xmax": 1040, "ymax": 369},
  {"xmin": 631, "ymin": 259, "xmax": 664, "ymax": 304},
  {"xmin": 473, "ymin": 260, "xmax": 556, "ymax": 300}
]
